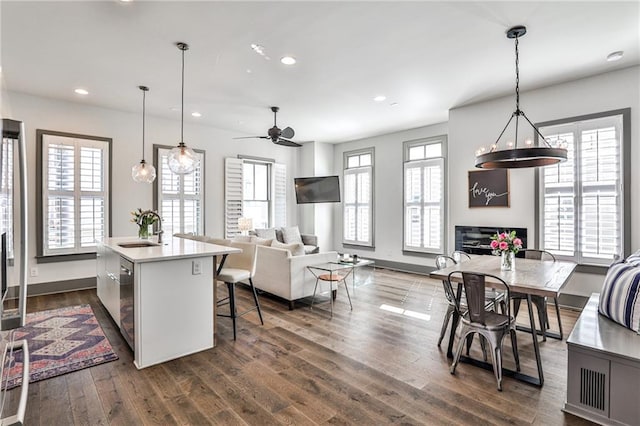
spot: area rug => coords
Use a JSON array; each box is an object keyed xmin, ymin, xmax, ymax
[{"xmin": 1, "ymin": 304, "xmax": 118, "ymax": 390}]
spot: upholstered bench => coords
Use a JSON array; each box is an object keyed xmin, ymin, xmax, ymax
[{"xmin": 564, "ymin": 293, "xmax": 640, "ymax": 425}]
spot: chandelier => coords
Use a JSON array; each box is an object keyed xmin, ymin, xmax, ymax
[{"xmin": 475, "ymin": 26, "xmax": 567, "ymax": 169}]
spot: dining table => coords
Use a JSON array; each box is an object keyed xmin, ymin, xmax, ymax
[{"xmin": 429, "ymin": 254, "xmax": 576, "ymax": 387}]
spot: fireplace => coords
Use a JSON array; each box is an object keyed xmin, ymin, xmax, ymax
[{"xmin": 455, "ymin": 225, "xmax": 528, "ymax": 256}]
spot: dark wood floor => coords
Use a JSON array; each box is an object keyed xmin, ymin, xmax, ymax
[{"xmin": 7, "ymin": 267, "xmax": 594, "ymax": 425}]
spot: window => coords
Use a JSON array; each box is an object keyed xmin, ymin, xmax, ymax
[
  {"xmin": 243, "ymin": 162, "xmax": 270, "ymax": 229},
  {"xmin": 154, "ymin": 145, "xmax": 205, "ymax": 237},
  {"xmin": 403, "ymin": 136, "xmax": 447, "ymax": 253},
  {"xmin": 343, "ymin": 149, "xmax": 374, "ymax": 246},
  {"xmin": 0, "ymin": 137, "xmax": 13, "ymax": 259},
  {"xmin": 538, "ymin": 109, "xmax": 630, "ymax": 265},
  {"xmin": 38, "ymin": 130, "xmax": 111, "ymax": 258},
  {"xmin": 224, "ymin": 157, "xmax": 286, "ymax": 238}
]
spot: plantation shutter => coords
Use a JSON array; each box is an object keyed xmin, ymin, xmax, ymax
[
  {"xmin": 157, "ymin": 148, "xmax": 204, "ymax": 236},
  {"xmin": 540, "ymin": 114, "xmax": 623, "ymax": 265},
  {"xmin": 403, "ymin": 158, "xmax": 443, "ymax": 253},
  {"xmin": 273, "ymin": 163, "xmax": 287, "ymax": 228},
  {"xmin": 343, "ymin": 166, "xmax": 372, "ymax": 245},
  {"xmin": 42, "ymin": 135, "xmax": 109, "ymax": 255},
  {"xmin": 225, "ymin": 157, "xmax": 243, "ymax": 238}
]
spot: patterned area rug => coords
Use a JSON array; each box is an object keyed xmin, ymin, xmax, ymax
[{"xmin": 2, "ymin": 304, "xmax": 118, "ymax": 390}]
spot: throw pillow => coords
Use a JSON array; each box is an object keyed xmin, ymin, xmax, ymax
[
  {"xmin": 281, "ymin": 226, "xmax": 303, "ymax": 244},
  {"xmin": 626, "ymin": 250, "xmax": 640, "ymax": 267},
  {"xmin": 255, "ymin": 228, "xmax": 277, "ymax": 240},
  {"xmin": 598, "ymin": 262, "xmax": 640, "ymax": 332},
  {"xmin": 271, "ymin": 240, "xmax": 305, "ymax": 256}
]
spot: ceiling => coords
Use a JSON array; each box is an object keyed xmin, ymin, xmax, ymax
[{"xmin": 1, "ymin": 1, "xmax": 638, "ymax": 144}]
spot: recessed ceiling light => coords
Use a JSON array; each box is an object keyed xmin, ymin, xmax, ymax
[
  {"xmin": 191, "ymin": 112, "xmax": 202, "ymax": 118},
  {"xmin": 606, "ymin": 51, "xmax": 624, "ymax": 62},
  {"xmin": 280, "ymin": 56, "xmax": 296, "ymax": 65},
  {"xmin": 390, "ymin": 102, "xmax": 399, "ymax": 107},
  {"xmin": 373, "ymin": 95, "xmax": 386, "ymax": 102},
  {"xmin": 246, "ymin": 69, "xmax": 252, "ymax": 74},
  {"xmin": 74, "ymin": 88, "xmax": 89, "ymax": 95}
]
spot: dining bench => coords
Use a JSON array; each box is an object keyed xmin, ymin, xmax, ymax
[{"xmin": 564, "ymin": 293, "xmax": 640, "ymax": 426}]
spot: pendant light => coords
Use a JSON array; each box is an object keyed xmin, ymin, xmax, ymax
[
  {"xmin": 475, "ymin": 26, "xmax": 567, "ymax": 169},
  {"xmin": 131, "ymin": 86, "xmax": 157, "ymax": 183},
  {"xmin": 167, "ymin": 42, "xmax": 198, "ymax": 175}
]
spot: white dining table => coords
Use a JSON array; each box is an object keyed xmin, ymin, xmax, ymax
[{"xmin": 429, "ymin": 254, "xmax": 576, "ymax": 386}]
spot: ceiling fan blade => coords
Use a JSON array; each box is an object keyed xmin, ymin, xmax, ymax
[
  {"xmin": 281, "ymin": 126, "xmax": 295, "ymax": 139},
  {"xmin": 274, "ymin": 138, "xmax": 302, "ymax": 147},
  {"xmin": 233, "ymin": 136, "xmax": 269, "ymax": 140}
]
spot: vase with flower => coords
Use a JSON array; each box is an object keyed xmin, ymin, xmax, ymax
[
  {"xmin": 131, "ymin": 208, "xmax": 159, "ymax": 240},
  {"xmin": 490, "ymin": 230, "xmax": 523, "ymax": 271}
]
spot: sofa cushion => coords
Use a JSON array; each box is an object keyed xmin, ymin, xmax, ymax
[
  {"xmin": 253, "ymin": 237, "xmax": 273, "ymax": 246},
  {"xmin": 255, "ymin": 228, "xmax": 277, "ymax": 240},
  {"xmin": 281, "ymin": 226, "xmax": 303, "ymax": 244},
  {"xmin": 232, "ymin": 235, "xmax": 253, "ymax": 243},
  {"xmin": 599, "ymin": 262, "xmax": 640, "ymax": 332},
  {"xmin": 272, "ymin": 240, "xmax": 305, "ymax": 256},
  {"xmin": 303, "ymin": 245, "xmax": 319, "ymax": 255}
]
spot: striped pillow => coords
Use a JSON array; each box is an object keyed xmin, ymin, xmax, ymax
[
  {"xmin": 625, "ymin": 250, "xmax": 640, "ymax": 267},
  {"xmin": 598, "ymin": 262, "xmax": 640, "ymax": 332}
]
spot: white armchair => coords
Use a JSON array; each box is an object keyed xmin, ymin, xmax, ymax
[{"xmin": 252, "ymin": 245, "xmax": 338, "ymax": 309}]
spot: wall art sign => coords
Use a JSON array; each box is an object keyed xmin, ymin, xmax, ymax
[{"xmin": 468, "ymin": 169, "xmax": 510, "ymax": 208}]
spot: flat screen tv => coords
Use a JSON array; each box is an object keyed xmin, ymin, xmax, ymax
[{"xmin": 294, "ymin": 176, "xmax": 341, "ymax": 204}]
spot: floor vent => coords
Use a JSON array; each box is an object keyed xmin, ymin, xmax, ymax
[{"xmin": 580, "ymin": 367, "xmax": 606, "ymax": 411}]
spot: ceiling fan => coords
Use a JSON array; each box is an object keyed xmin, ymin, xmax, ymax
[{"xmin": 234, "ymin": 106, "xmax": 304, "ymax": 147}]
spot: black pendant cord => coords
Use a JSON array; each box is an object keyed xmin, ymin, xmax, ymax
[
  {"xmin": 515, "ymin": 36, "xmax": 520, "ymax": 113},
  {"xmin": 142, "ymin": 88, "xmax": 146, "ymax": 161},
  {"xmin": 180, "ymin": 46, "xmax": 185, "ymax": 147}
]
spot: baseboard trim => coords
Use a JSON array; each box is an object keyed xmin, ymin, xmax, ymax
[
  {"xmin": 6, "ymin": 277, "xmax": 96, "ymax": 299},
  {"xmin": 369, "ymin": 258, "xmax": 434, "ymax": 275}
]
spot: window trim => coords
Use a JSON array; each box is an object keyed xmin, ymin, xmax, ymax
[
  {"xmin": 402, "ymin": 135, "xmax": 448, "ymax": 254},
  {"xmin": 342, "ymin": 147, "xmax": 375, "ymax": 247},
  {"xmin": 534, "ymin": 108, "xmax": 631, "ymax": 265},
  {"xmin": 152, "ymin": 144, "xmax": 206, "ymax": 236},
  {"xmin": 35, "ymin": 129, "xmax": 112, "ymax": 263}
]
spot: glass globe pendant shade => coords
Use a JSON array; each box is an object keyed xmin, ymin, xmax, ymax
[
  {"xmin": 132, "ymin": 159, "xmax": 157, "ymax": 183},
  {"xmin": 167, "ymin": 143, "xmax": 198, "ymax": 174}
]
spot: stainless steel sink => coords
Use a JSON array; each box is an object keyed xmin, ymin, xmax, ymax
[{"xmin": 117, "ymin": 241, "xmax": 160, "ymax": 248}]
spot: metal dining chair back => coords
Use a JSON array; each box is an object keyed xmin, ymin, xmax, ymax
[
  {"xmin": 513, "ymin": 248, "xmax": 562, "ymax": 340},
  {"xmin": 448, "ymin": 271, "xmax": 519, "ymax": 391}
]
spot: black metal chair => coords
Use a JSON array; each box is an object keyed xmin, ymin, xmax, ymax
[
  {"xmin": 448, "ymin": 271, "xmax": 520, "ymax": 391},
  {"xmin": 512, "ymin": 249, "xmax": 562, "ymax": 340}
]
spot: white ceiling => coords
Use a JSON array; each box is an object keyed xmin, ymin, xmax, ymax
[{"xmin": 1, "ymin": 1, "xmax": 638, "ymax": 143}]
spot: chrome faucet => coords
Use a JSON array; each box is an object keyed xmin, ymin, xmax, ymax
[{"xmin": 137, "ymin": 210, "xmax": 163, "ymax": 244}]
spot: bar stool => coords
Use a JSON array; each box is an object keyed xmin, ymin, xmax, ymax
[
  {"xmin": 311, "ymin": 271, "xmax": 353, "ymax": 318},
  {"xmin": 217, "ymin": 241, "xmax": 263, "ymax": 340}
]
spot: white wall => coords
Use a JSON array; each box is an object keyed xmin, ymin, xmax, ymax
[
  {"xmin": 449, "ymin": 66, "xmax": 639, "ymax": 296},
  {"xmin": 332, "ymin": 122, "xmax": 449, "ymax": 264},
  {"xmin": 1, "ymin": 90, "xmax": 300, "ymax": 287}
]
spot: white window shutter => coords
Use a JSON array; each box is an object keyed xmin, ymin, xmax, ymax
[
  {"xmin": 273, "ymin": 163, "xmax": 287, "ymax": 228},
  {"xmin": 225, "ymin": 158, "xmax": 244, "ymax": 238}
]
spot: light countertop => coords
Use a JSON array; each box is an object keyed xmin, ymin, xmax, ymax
[{"xmin": 101, "ymin": 236, "xmax": 240, "ymax": 263}]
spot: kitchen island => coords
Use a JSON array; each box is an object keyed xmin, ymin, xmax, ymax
[{"xmin": 97, "ymin": 236, "xmax": 239, "ymax": 369}]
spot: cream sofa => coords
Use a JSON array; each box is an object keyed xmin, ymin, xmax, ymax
[
  {"xmin": 174, "ymin": 233, "xmax": 337, "ymax": 309},
  {"xmin": 253, "ymin": 245, "xmax": 338, "ymax": 309}
]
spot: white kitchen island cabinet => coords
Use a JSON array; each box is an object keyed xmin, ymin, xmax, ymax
[{"xmin": 97, "ymin": 236, "xmax": 239, "ymax": 369}]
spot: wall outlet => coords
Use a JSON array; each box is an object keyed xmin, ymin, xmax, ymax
[
  {"xmin": 192, "ymin": 260, "xmax": 202, "ymax": 275},
  {"xmin": 30, "ymin": 267, "xmax": 39, "ymax": 277}
]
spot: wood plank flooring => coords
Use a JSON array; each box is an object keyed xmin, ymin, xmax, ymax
[{"xmin": 6, "ymin": 268, "xmax": 594, "ymax": 425}]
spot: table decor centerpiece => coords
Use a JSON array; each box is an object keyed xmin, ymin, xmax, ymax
[
  {"xmin": 490, "ymin": 230, "xmax": 522, "ymax": 271},
  {"xmin": 131, "ymin": 208, "xmax": 159, "ymax": 239}
]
